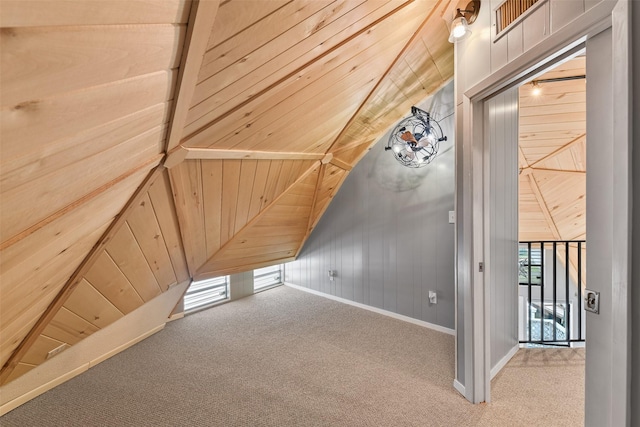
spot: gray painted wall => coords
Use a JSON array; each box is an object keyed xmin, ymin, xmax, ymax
[
  {"xmin": 631, "ymin": 2, "xmax": 639, "ymax": 424},
  {"xmin": 585, "ymin": 27, "xmax": 613, "ymax": 427},
  {"xmin": 285, "ymin": 81, "xmax": 456, "ymax": 330},
  {"xmin": 485, "ymin": 88, "xmax": 519, "ymax": 371}
]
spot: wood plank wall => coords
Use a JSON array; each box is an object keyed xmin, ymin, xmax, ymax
[
  {"xmin": 0, "ymin": 0, "xmax": 191, "ymax": 381},
  {"xmin": 1, "ymin": 0, "xmax": 455, "ymax": 386},
  {"xmin": 4, "ymin": 171, "xmax": 189, "ymax": 383},
  {"xmin": 196, "ymin": 163, "xmax": 321, "ymax": 279},
  {"xmin": 171, "ymin": 159, "xmax": 318, "ymax": 276},
  {"xmin": 169, "ymin": 0, "xmax": 454, "ymax": 281}
]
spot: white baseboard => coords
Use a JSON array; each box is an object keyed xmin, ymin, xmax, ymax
[
  {"xmin": 284, "ymin": 283, "xmax": 455, "ymax": 336},
  {"xmin": 0, "ymin": 364, "xmax": 89, "ymax": 416},
  {"xmin": 0, "ymin": 325, "xmax": 166, "ymax": 416},
  {"xmin": 490, "ymin": 344, "xmax": 519, "ymax": 379},
  {"xmin": 90, "ymin": 324, "xmax": 165, "ymax": 367},
  {"xmin": 168, "ymin": 312, "xmax": 185, "ymax": 322},
  {"xmin": 453, "ymin": 379, "xmax": 466, "ymax": 397}
]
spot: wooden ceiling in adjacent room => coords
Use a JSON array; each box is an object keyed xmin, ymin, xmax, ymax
[
  {"xmin": 518, "ymin": 56, "xmax": 586, "ymax": 242},
  {"xmin": 0, "ymin": 0, "xmax": 454, "ymax": 384}
]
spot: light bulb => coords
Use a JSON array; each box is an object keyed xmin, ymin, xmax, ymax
[
  {"xmin": 448, "ymin": 15, "xmax": 471, "ymax": 43},
  {"xmin": 531, "ymin": 82, "xmax": 541, "ymax": 96},
  {"xmin": 452, "ymin": 22, "xmax": 467, "ymax": 38}
]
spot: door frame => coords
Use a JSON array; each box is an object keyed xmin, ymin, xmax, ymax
[{"xmin": 457, "ymin": 1, "xmax": 631, "ymax": 421}]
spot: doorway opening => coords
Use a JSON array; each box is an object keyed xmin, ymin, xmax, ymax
[{"xmin": 517, "ymin": 53, "xmax": 587, "ymax": 348}]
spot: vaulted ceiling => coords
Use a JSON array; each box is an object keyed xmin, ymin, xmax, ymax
[
  {"xmin": 0, "ymin": 0, "xmax": 454, "ymax": 385},
  {"xmin": 518, "ymin": 56, "xmax": 586, "ymax": 288},
  {"xmin": 518, "ymin": 56, "xmax": 586, "ymax": 242}
]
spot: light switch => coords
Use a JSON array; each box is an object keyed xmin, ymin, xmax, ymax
[{"xmin": 448, "ymin": 211, "xmax": 455, "ymax": 224}]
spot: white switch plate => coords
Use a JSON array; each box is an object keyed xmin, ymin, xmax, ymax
[
  {"xmin": 448, "ymin": 211, "xmax": 455, "ymax": 224},
  {"xmin": 428, "ymin": 291, "xmax": 437, "ymax": 304}
]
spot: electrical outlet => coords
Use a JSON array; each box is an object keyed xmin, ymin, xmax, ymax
[{"xmin": 584, "ymin": 289, "xmax": 600, "ymax": 314}]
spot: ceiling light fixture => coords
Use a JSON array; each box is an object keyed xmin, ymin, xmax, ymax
[
  {"xmin": 529, "ymin": 74, "xmax": 586, "ymax": 96},
  {"xmin": 531, "ymin": 81, "xmax": 541, "ymax": 96},
  {"xmin": 385, "ymin": 106, "xmax": 446, "ymax": 168},
  {"xmin": 448, "ymin": 0, "xmax": 481, "ymax": 43}
]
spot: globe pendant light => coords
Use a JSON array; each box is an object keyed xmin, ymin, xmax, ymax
[{"xmin": 385, "ymin": 106, "xmax": 447, "ymax": 168}]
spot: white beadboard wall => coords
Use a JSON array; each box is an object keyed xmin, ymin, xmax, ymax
[
  {"xmin": 285, "ymin": 81, "xmax": 456, "ymax": 330},
  {"xmin": 453, "ymin": 0, "xmax": 609, "ymax": 396},
  {"xmin": 632, "ymin": 3, "xmax": 640, "ymax": 424},
  {"xmin": 584, "ymin": 27, "xmax": 613, "ymax": 427},
  {"xmin": 485, "ymin": 87, "xmax": 519, "ymax": 374}
]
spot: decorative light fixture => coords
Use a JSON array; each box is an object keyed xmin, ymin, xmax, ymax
[
  {"xmin": 531, "ymin": 81, "xmax": 542, "ymax": 96},
  {"xmin": 529, "ymin": 74, "xmax": 586, "ymax": 96},
  {"xmin": 448, "ymin": 0, "xmax": 481, "ymax": 43},
  {"xmin": 385, "ymin": 106, "xmax": 447, "ymax": 168}
]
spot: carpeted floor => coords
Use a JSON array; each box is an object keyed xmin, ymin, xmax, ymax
[{"xmin": 1, "ymin": 286, "xmax": 584, "ymax": 426}]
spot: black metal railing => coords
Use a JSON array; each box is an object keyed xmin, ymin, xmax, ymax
[{"xmin": 518, "ymin": 240, "xmax": 586, "ymax": 346}]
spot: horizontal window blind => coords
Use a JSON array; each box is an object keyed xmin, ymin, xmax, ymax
[
  {"xmin": 184, "ymin": 276, "xmax": 229, "ymax": 312},
  {"xmin": 254, "ymin": 264, "xmax": 282, "ymax": 291}
]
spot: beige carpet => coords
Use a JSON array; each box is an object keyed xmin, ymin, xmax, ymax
[{"xmin": 1, "ymin": 286, "xmax": 584, "ymax": 426}]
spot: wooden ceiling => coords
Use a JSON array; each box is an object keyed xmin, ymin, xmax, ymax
[
  {"xmin": 0, "ymin": 0, "xmax": 453, "ymax": 385},
  {"xmin": 518, "ymin": 56, "xmax": 586, "ymax": 242}
]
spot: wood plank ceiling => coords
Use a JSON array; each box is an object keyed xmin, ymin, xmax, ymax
[
  {"xmin": 0, "ymin": 0, "xmax": 453, "ymax": 385},
  {"xmin": 518, "ymin": 56, "xmax": 586, "ymax": 242}
]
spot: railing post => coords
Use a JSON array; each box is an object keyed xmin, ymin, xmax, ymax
[
  {"xmin": 553, "ymin": 241, "xmax": 557, "ymax": 342},
  {"xmin": 527, "ymin": 242, "xmax": 532, "ymax": 341},
  {"xmin": 540, "ymin": 241, "xmax": 545, "ymax": 344},
  {"xmin": 565, "ymin": 241, "xmax": 570, "ymax": 345}
]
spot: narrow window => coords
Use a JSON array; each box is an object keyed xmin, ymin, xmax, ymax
[
  {"xmin": 253, "ymin": 264, "xmax": 282, "ymax": 292},
  {"xmin": 184, "ymin": 275, "xmax": 229, "ymax": 313}
]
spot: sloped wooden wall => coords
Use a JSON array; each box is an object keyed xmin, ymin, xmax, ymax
[
  {"xmin": 170, "ymin": 158, "xmax": 319, "ymax": 276},
  {"xmin": 1, "ymin": 0, "xmax": 455, "ymax": 387},
  {"xmin": 166, "ymin": 0, "xmax": 455, "ymax": 280},
  {"xmin": 3, "ymin": 171, "xmax": 189, "ymax": 383},
  {"xmin": 0, "ymin": 0, "xmax": 191, "ymax": 384}
]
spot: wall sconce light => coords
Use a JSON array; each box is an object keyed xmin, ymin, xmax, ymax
[{"xmin": 448, "ymin": 0, "xmax": 481, "ymax": 43}]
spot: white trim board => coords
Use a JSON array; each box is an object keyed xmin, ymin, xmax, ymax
[
  {"xmin": 490, "ymin": 344, "xmax": 519, "ymax": 380},
  {"xmin": 284, "ymin": 283, "xmax": 455, "ymax": 336},
  {"xmin": 0, "ymin": 282, "xmax": 188, "ymax": 415},
  {"xmin": 0, "ymin": 325, "xmax": 165, "ymax": 416},
  {"xmin": 453, "ymin": 379, "xmax": 466, "ymax": 397}
]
